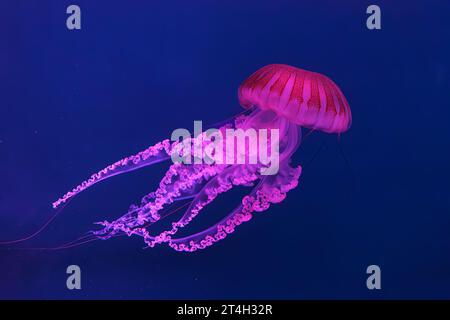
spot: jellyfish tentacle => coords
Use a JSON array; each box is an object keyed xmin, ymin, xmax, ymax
[{"xmin": 52, "ymin": 139, "xmax": 175, "ymax": 209}]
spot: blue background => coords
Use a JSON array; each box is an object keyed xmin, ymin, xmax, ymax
[{"xmin": 1, "ymin": 0, "xmax": 450, "ymax": 299}]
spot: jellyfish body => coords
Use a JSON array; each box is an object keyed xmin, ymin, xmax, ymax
[{"xmin": 51, "ymin": 64, "xmax": 352, "ymax": 252}]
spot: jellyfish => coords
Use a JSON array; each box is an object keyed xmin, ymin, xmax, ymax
[{"xmin": 5, "ymin": 64, "xmax": 351, "ymax": 252}]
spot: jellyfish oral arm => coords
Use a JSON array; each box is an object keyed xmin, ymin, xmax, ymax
[
  {"xmin": 51, "ymin": 107, "xmax": 304, "ymax": 252},
  {"xmin": 168, "ymin": 164, "xmax": 301, "ymax": 252},
  {"xmin": 52, "ymin": 139, "xmax": 174, "ymax": 209},
  {"xmin": 89, "ymin": 109, "xmax": 302, "ymax": 252}
]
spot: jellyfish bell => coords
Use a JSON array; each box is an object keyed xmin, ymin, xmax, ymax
[
  {"xmin": 1, "ymin": 64, "xmax": 351, "ymax": 252},
  {"xmin": 238, "ymin": 64, "xmax": 351, "ymax": 133}
]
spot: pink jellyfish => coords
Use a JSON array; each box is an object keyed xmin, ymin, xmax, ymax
[{"xmin": 48, "ymin": 64, "xmax": 352, "ymax": 252}]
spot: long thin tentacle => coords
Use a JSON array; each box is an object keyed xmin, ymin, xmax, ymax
[{"xmin": 0, "ymin": 200, "xmax": 72, "ymax": 245}]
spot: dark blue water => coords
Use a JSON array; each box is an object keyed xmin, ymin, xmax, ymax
[{"xmin": 1, "ymin": 0, "xmax": 450, "ymax": 299}]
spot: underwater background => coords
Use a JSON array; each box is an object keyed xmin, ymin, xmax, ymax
[{"xmin": 1, "ymin": 0, "xmax": 450, "ymax": 299}]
